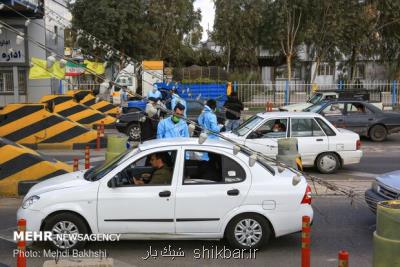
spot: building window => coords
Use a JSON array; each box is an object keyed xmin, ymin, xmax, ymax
[
  {"xmin": 317, "ymin": 63, "xmax": 335, "ymax": 76},
  {"xmin": 54, "ymin": 26, "xmax": 58, "ymax": 45},
  {"xmin": 0, "ymin": 68, "xmax": 27, "ymax": 94},
  {"xmin": 354, "ymin": 63, "xmax": 365, "ymax": 79},
  {"xmin": 0, "ymin": 69, "xmax": 13, "ymax": 93},
  {"xmin": 275, "ymin": 65, "xmax": 301, "ymax": 80},
  {"xmin": 18, "ymin": 68, "xmax": 27, "ymax": 94}
]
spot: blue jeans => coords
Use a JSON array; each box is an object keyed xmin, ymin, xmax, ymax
[{"xmin": 225, "ymin": 119, "xmax": 241, "ymax": 131}]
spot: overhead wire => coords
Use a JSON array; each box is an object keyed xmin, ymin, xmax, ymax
[{"xmin": 0, "ymin": 18, "xmax": 376, "ymax": 210}]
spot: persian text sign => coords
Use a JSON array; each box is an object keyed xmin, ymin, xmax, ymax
[{"xmin": 0, "ymin": 27, "xmax": 26, "ymax": 64}]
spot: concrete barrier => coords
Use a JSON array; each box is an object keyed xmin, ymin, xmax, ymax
[
  {"xmin": 0, "ymin": 137, "xmax": 72, "ymax": 196},
  {"xmin": 0, "ymin": 103, "xmax": 103, "ymax": 148},
  {"xmin": 40, "ymin": 95, "xmax": 116, "ymax": 127},
  {"xmin": 373, "ymin": 200, "xmax": 400, "ymax": 267}
]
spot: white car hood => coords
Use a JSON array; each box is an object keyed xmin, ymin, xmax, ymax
[
  {"xmin": 25, "ymin": 171, "xmax": 90, "ymax": 199},
  {"xmin": 221, "ymin": 132, "xmax": 245, "ymax": 142},
  {"xmin": 280, "ymin": 102, "xmax": 312, "ymax": 111}
]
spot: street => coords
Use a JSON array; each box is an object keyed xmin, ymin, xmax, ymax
[
  {"xmin": 0, "ymin": 196, "xmax": 375, "ymax": 267},
  {"xmin": 0, "ymin": 133, "xmax": 397, "ymax": 266}
]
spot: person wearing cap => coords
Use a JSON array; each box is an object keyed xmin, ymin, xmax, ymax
[
  {"xmin": 157, "ymin": 103, "xmax": 189, "ymax": 139},
  {"xmin": 170, "ymin": 88, "xmax": 187, "ymax": 117},
  {"xmin": 147, "ymin": 84, "xmax": 162, "ymax": 101},
  {"xmin": 198, "ymin": 99, "xmax": 222, "ymax": 139}
]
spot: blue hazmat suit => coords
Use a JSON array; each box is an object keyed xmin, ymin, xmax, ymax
[
  {"xmin": 197, "ymin": 105, "xmax": 220, "ymax": 139},
  {"xmin": 157, "ymin": 116, "xmax": 189, "ymax": 139}
]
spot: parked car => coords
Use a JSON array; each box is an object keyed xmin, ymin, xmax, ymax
[
  {"xmin": 279, "ymin": 90, "xmax": 383, "ymax": 112},
  {"xmin": 222, "ymin": 112, "xmax": 362, "ymax": 174},
  {"xmin": 365, "ymin": 170, "xmax": 400, "ymax": 213},
  {"xmin": 116, "ymin": 99, "xmax": 225, "ymax": 141},
  {"xmin": 17, "ymin": 138, "xmax": 313, "ymax": 250},
  {"xmin": 305, "ymin": 100, "xmax": 400, "ymax": 141}
]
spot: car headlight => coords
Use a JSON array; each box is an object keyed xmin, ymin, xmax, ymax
[
  {"xmin": 22, "ymin": 195, "xmax": 40, "ymax": 209},
  {"xmin": 116, "ymin": 119, "xmax": 120, "ymax": 123}
]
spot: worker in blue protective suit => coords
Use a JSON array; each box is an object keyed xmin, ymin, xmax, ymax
[
  {"xmin": 157, "ymin": 103, "xmax": 189, "ymax": 139},
  {"xmin": 197, "ymin": 99, "xmax": 222, "ymax": 139},
  {"xmin": 170, "ymin": 88, "xmax": 187, "ymax": 117},
  {"xmin": 147, "ymin": 84, "xmax": 162, "ymax": 101}
]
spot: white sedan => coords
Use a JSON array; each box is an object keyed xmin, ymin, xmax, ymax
[
  {"xmin": 223, "ymin": 112, "xmax": 362, "ymax": 174},
  {"xmin": 18, "ymin": 138, "xmax": 312, "ymax": 250}
]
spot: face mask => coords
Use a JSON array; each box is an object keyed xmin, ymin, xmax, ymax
[
  {"xmin": 273, "ymin": 128, "xmax": 279, "ymax": 132},
  {"xmin": 172, "ymin": 115, "xmax": 180, "ymax": 124}
]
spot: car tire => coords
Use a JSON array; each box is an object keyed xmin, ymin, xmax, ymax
[
  {"xmin": 43, "ymin": 212, "xmax": 89, "ymax": 251},
  {"xmin": 369, "ymin": 125, "xmax": 387, "ymax": 142},
  {"xmin": 126, "ymin": 124, "xmax": 141, "ymax": 141},
  {"xmin": 225, "ymin": 213, "xmax": 271, "ymax": 249},
  {"xmin": 316, "ymin": 152, "xmax": 340, "ymax": 174}
]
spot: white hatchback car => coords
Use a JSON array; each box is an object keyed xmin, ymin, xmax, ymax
[
  {"xmin": 222, "ymin": 112, "xmax": 362, "ymax": 174},
  {"xmin": 18, "ymin": 138, "xmax": 313, "ymax": 250}
]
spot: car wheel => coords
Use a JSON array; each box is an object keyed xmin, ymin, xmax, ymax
[
  {"xmin": 126, "ymin": 124, "xmax": 141, "ymax": 141},
  {"xmin": 316, "ymin": 152, "xmax": 340, "ymax": 174},
  {"xmin": 226, "ymin": 213, "xmax": 271, "ymax": 249},
  {"xmin": 43, "ymin": 212, "xmax": 88, "ymax": 250},
  {"xmin": 369, "ymin": 125, "xmax": 387, "ymax": 142}
]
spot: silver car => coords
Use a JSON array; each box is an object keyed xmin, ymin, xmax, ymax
[{"xmin": 365, "ymin": 170, "xmax": 400, "ymax": 213}]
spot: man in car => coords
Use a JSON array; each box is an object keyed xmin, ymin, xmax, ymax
[
  {"xmin": 272, "ymin": 120, "xmax": 286, "ymax": 132},
  {"xmin": 157, "ymin": 103, "xmax": 189, "ymax": 139},
  {"xmin": 130, "ymin": 153, "xmax": 172, "ymax": 185}
]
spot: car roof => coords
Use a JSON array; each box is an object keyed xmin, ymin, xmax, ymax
[
  {"xmin": 256, "ymin": 112, "xmax": 324, "ymax": 119},
  {"xmin": 138, "ymin": 137, "xmax": 235, "ymax": 151}
]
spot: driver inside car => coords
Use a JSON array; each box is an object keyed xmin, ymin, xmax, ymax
[
  {"xmin": 129, "ymin": 153, "xmax": 172, "ymax": 185},
  {"xmin": 272, "ymin": 120, "xmax": 286, "ymax": 132}
]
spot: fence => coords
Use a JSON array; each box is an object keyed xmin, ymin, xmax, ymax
[{"xmin": 236, "ymin": 80, "xmax": 399, "ymax": 108}]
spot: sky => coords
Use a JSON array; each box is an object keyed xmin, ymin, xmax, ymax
[{"xmin": 194, "ymin": 0, "xmax": 215, "ymax": 41}]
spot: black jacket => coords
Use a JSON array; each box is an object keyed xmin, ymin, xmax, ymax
[{"xmin": 223, "ymin": 96, "xmax": 244, "ymax": 120}]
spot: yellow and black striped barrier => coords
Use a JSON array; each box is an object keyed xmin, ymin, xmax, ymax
[
  {"xmin": 40, "ymin": 94, "xmax": 116, "ymax": 128},
  {"xmin": 0, "ymin": 137, "xmax": 72, "ymax": 196},
  {"xmin": 0, "ymin": 103, "xmax": 105, "ymax": 149},
  {"xmin": 66, "ymin": 90, "xmax": 119, "ymax": 116}
]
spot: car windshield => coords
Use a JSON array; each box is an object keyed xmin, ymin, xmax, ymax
[
  {"xmin": 308, "ymin": 93, "xmax": 323, "ymax": 104},
  {"xmin": 84, "ymin": 148, "xmax": 139, "ymax": 181},
  {"xmin": 304, "ymin": 102, "xmax": 325, "ymax": 112},
  {"xmin": 232, "ymin": 115, "xmax": 264, "ymax": 136}
]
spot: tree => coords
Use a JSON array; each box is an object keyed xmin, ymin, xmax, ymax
[
  {"xmin": 260, "ymin": 0, "xmax": 307, "ymax": 81},
  {"xmin": 304, "ymin": 0, "xmax": 345, "ymax": 82},
  {"xmin": 212, "ymin": 0, "xmax": 264, "ymax": 72},
  {"xmin": 375, "ymin": 0, "xmax": 400, "ymax": 79},
  {"xmin": 335, "ymin": 0, "xmax": 379, "ymax": 80},
  {"xmin": 70, "ymin": 0, "xmax": 202, "ymax": 67}
]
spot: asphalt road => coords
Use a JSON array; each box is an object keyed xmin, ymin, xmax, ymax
[{"xmin": 0, "ymin": 196, "xmax": 375, "ymax": 267}]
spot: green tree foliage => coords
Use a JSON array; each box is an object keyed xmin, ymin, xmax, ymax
[
  {"xmin": 212, "ymin": 0, "xmax": 264, "ymax": 73},
  {"xmin": 70, "ymin": 0, "xmax": 202, "ymax": 67},
  {"xmin": 259, "ymin": 0, "xmax": 307, "ymax": 81}
]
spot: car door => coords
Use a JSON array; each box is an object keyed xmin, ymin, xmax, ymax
[
  {"xmin": 320, "ymin": 103, "xmax": 346, "ymax": 128},
  {"xmin": 175, "ymin": 147, "xmax": 251, "ymax": 233},
  {"xmin": 343, "ymin": 102, "xmax": 375, "ymax": 135},
  {"xmin": 244, "ymin": 118, "xmax": 288, "ymax": 157},
  {"xmin": 290, "ymin": 117, "xmax": 329, "ymax": 166},
  {"xmin": 97, "ymin": 147, "xmax": 182, "ymax": 234}
]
